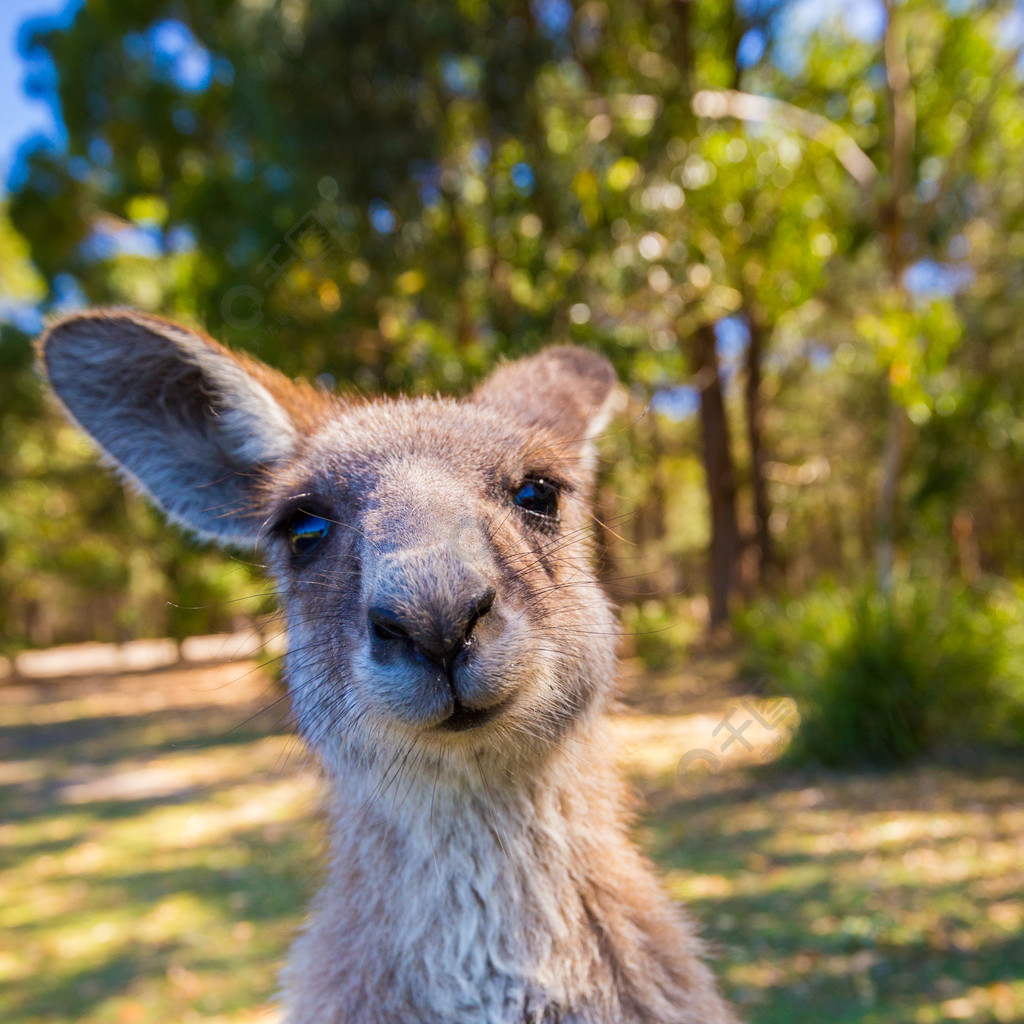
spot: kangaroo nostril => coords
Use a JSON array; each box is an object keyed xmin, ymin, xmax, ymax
[
  {"xmin": 368, "ymin": 584, "xmax": 496, "ymax": 669},
  {"xmin": 368, "ymin": 606, "xmax": 410, "ymax": 644},
  {"xmin": 463, "ymin": 586, "xmax": 496, "ymax": 642}
]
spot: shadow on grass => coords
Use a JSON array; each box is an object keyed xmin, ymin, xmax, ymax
[
  {"xmin": 1, "ymin": 668, "xmax": 316, "ymax": 1024},
  {"xmin": 4, "ymin": 666, "xmax": 1023, "ymax": 1024},
  {"xmin": 11, "ymin": 942, "xmax": 177, "ymax": 1023},
  {"xmin": 638, "ymin": 757, "xmax": 1024, "ymax": 1023},
  {"xmin": 6, "ymin": 822, "xmax": 320, "ymax": 1022}
]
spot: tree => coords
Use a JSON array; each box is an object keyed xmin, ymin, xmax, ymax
[{"xmin": 7, "ymin": 0, "xmax": 1024, "ymax": 649}]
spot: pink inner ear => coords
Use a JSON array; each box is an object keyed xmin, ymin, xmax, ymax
[
  {"xmin": 40, "ymin": 310, "xmax": 305, "ymax": 546},
  {"xmin": 469, "ymin": 345, "xmax": 621, "ymax": 442}
]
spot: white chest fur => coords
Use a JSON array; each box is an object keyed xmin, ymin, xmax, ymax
[{"xmin": 282, "ymin": 750, "xmax": 608, "ymax": 1024}]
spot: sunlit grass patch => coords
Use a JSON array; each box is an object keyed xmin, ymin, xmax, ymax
[
  {"xmin": 630, "ymin": 752, "xmax": 1024, "ymax": 1019},
  {"xmin": 0, "ymin": 664, "xmax": 319, "ymax": 1024},
  {"xmin": 2, "ymin": 657, "xmax": 1022, "ymax": 1023}
]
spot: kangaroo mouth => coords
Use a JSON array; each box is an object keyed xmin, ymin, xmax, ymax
[{"xmin": 438, "ymin": 695, "xmax": 512, "ymax": 732}]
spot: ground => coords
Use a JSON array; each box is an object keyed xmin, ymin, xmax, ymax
[{"xmin": 1, "ymin": 651, "xmax": 1022, "ymax": 1024}]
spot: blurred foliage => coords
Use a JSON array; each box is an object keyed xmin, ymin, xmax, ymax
[
  {"xmin": 620, "ymin": 597, "xmax": 701, "ymax": 670},
  {"xmin": 2, "ymin": 0, "xmax": 1024, "ymax": 678},
  {"xmin": 738, "ymin": 579, "xmax": 1024, "ymax": 766}
]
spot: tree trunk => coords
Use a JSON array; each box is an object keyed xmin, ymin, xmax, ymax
[
  {"xmin": 876, "ymin": 0, "xmax": 915, "ymax": 589},
  {"xmin": 744, "ymin": 313, "xmax": 772, "ymax": 584},
  {"xmin": 876, "ymin": 390, "xmax": 906, "ymax": 589},
  {"xmin": 669, "ymin": 0, "xmax": 695, "ymax": 96},
  {"xmin": 691, "ymin": 322, "xmax": 741, "ymax": 628}
]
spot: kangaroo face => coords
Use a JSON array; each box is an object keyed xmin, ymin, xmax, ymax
[
  {"xmin": 262, "ymin": 397, "xmax": 619, "ymax": 767},
  {"xmin": 40, "ymin": 312, "xmax": 621, "ymax": 772}
]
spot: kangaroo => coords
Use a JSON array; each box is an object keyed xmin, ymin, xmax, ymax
[{"xmin": 39, "ymin": 309, "xmax": 740, "ymax": 1024}]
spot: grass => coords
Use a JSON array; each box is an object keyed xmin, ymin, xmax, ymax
[
  {"xmin": 0, "ymin": 663, "xmax": 321, "ymax": 1024},
  {"xmin": 736, "ymin": 581, "xmax": 1024, "ymax": 767},
  {"xmin": 2, "ymin": 652, "xmax": 1023, "ymax": 1023}
]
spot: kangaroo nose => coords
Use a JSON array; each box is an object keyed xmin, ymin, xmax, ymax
[{"xmin": 368, "ymin": 585, "xmax": 495, "ymax": 671}]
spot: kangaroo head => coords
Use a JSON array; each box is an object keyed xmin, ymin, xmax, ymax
[{"xmin": 40, "ymin": 310, "xmax": 622, "ymax": 775}]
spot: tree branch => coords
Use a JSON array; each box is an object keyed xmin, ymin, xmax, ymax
[
  {"xmin": 883, "ymin": 0, "xmax": 915, "ymax": 276},
  {"xmin": 691, "ymin": 88, "xmax": 878, "ymax": 188}
]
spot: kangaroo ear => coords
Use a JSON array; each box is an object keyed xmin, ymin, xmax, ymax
[
  {"xmin": 39, "ymin": 309, "xmax": 312, "ymax": 546},
  {"xmin": 470, "ymin": 345, "xmax": 622, "ymax": 444}
]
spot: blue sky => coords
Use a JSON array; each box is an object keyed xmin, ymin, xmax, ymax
[{"xmin": 0, "ymin": 0, "xmax": 79, "ymax": 195}]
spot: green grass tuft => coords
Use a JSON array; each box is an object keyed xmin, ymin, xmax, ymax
[{"xmin": 737, "ymin": 579, "xmax": 1024, "ymax": 767}]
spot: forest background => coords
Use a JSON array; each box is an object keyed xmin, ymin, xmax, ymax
[{"xmin": 3, "ymin": 0, "xmax": 1024, "ymax": 764}]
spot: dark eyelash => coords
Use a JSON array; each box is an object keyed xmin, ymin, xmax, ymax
[
  {"xmin": 272, "ymin": 497, "xmax": 335, "ymax": 544},
  {"xmin": 271, "ymin": 495, "xmax": 333, "ymax": 535},
  {"xmin": 520, "ymin": 472, "xmax": 572, "ymax": 494}
]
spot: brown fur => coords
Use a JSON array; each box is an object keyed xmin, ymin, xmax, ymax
[{"xmin": 38, "ymin": 309, "xmax": 741, "ymax": 1024}]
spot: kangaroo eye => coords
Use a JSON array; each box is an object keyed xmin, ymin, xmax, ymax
[
  {"xmin": 513, "ymin": 479, "xmax": 559, "ymax": 520},
  {"xmin": 285, "ymin": 510, "xmax": 332, "ymax": 557}
]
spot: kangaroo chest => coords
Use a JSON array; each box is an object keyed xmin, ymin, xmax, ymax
[{"xmin": 283, "ymin": 777, "xmax": 607, "ymax": 1024}]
